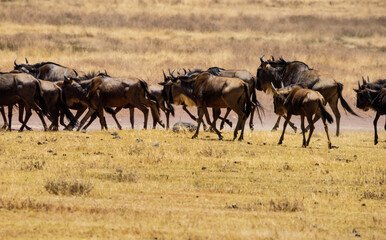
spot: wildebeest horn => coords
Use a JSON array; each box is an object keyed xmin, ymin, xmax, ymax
[
  {"xmin": 183, "ymin": 68, "xmax": 187, "ymax": 75},
  {"xmin": 177, "ymin": 68, "xmax": 181, "ymax": 75},
  {"xmin": 367, "ymin": 76, "xmax": 370, "ymax": 83},
  {"xmin": 357, "ymin": 80, "xmax": 361, "ymax": 89},
  {"xmin": 169, "ymin": 69, "xmax": 175, "ymax": 78},
  {"xmin": 14, "ymin": 58, "xmax": 19, "ymax": 67},
  {"xmin": 104, "ymin": 69, "xmax": 108, "ymax": 75},
  {"xmin": 271, "ymin": 56, "xmax": 275, "ymax": 61},
  {"xmin": 162, "ymin": 70, "xmax": 167, "ymax": 81},
  {"xmin": 260, "ymin": 55, "xmax": 268, "ymax": 64},
  {"xmin": 73, "ymin": 69, "xmax": 79, "ymax": 77},
  {"xmin": 271, "ymin": 82, "xmax": 278, "ymax": 95},
  {"xmin": 362, "ymin": 76, "xmax": 366, "ymax": 85},
  {"xmin": 25, "ymin": 58, "xmax": 29, "ymax": 64},
  {"xmin": 281, "ymin": 81, "xmax": 284, "ymax": 89}
]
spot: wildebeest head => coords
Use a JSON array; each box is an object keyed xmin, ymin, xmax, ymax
[
  {"xmin": 13, "ymin": 58, "xmax": 39, "ymax": 77},
  {"xmin": 354, "ymin": 87, "xmax": 375, "ymax": 111},
  {"xmin": 256, "ymin": 55, "xmax": 287, "ymax": 93},
  {"xmin": 271, "ymin": 82, "xmax": 290, "ymax": 116}
]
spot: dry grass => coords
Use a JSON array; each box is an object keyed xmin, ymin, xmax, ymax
[
  {"xmin": 0, "ymin": 130, "xmax": 385, "ymax": 239},
  {"xmin": 0, "ymin": 0, "xmax": 385, "ymax": 239}
]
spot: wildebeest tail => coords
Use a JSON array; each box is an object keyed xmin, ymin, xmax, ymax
[
  {"xmin": 59, "ymin": 88, "xmax": 78, "ymax": 127},
  {"xmin": 318, "ymin": 100, "xmax": 333, "ymax": 124},
  {"xmin": 34, "ymin": 80, "xmax": 49, "ymax": 116},
  {"xmin": 337, "ymin": 82, "xmax": 359, "ymax": 117},
  {"xmin": 140, "ymin": 80, "xmax": 160, "ymax": 113},
  {"xmin": 243, "ymin": 84, "xmax": 252, "ymax": 118},
  {"xmin": 162, "ymin": 88, "xmax": 175, "ymax": 116}
]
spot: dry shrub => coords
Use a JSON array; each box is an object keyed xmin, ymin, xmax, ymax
[
  {"xmin": 363, "ymin": 190, "xmax": 384, "ymax": 200},
  {"xmin": 0, "ymin": 197, "xmax": 53, "ymax": 212},
  {"xmin": 20, "ymin": 160, "xmax": 45, "ymax": 171},
  {"xmin": 95, "ymin": 171, "xmax": 139, "ymax": 183},
  {"xmin": 269, "ymin": 199, "xmax": 304, "ymax": 212},
  {"xmin": 44, "ymin": 178, "xmax": 93, "ymax": 196}
]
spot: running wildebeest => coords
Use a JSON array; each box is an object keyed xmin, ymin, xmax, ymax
[
  {"xmin": 256, "ymin": 56, "xmax": 358, "ymax": 136},
  {"xmin": 0, "ymin": 72, "xmax": 49, "ymax": 131},
  {"xmin": 160, "ymin": 71, "xmax": 261, "ymax": 141},
  {"xmin": 61, "ymin": 74, "xmax": 164, "ymax": 130},
  {"xmin": 354, "ymin": 87, "xmax": 386, "ymax": 145},
  {"xmin": 271, "ymin": 84, "xmax": 333, "ymax": 149}
]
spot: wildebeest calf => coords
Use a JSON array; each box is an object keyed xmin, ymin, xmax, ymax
[{"xmin": 272, "ymin": 85, "xmax": 333, "ymax": 149}]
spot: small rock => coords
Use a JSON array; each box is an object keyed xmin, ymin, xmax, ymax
[
  {"xmin": 43, "ymin": 140, "xmax": 48, "ymax": 144},
  {"xmin": 352, "ymin": 228, "xmax": 357, "ymax": 233},
  {"xmin": 201, "ymin": 167, "xmax": 207, "ymax": 170},
  {"xmin": 355, "ymin": 234, "xmax": 361, "ymax": 237},
  {"xmin": 234, "ymin": 161, "xmax": 241, "ymax": 164},
  {"xmin": 47, "ymin": 149, "xmax": 53, "ymax": 153},
  {"xmin": 136, "ymin": 138, "xmax": 143, "ymax": 142},
  {"xmin": 81, "ymin": 129, "xmax": 87, "ymax": 133},
  {"xmin": 315, "ymin": 163, "xmax": 320, "ymax": 166},
  {"xmin": 172, "ymin": 121, "xmax": 197, "ymax": 133},
  {"xmin": 247, "ymin": 142, "xmax": 252, "ymax": 145},
  {"xmin": 116, "ymin": 168, "xmax": 123, "ymax": 173},
  {"xmin": 362, "ymin": 203, "xmax": 366, "ymax": 206},
  {"xmin": 86, "ymin": 136, "xmax": 89, "ymax": 139},
  {"xmin": 17, "ymin": 136, "xmax": 22, "ymax": 138},
  {"xmin": 112, "ymin": 135, "xmax": 121, "ymax": 139},
  {"xmin": 263, "ymin": 142, "xmax": 267, "ymax": 145},
  {"xmin": 153, "ymin": 141, "xmax": 159, "ymax": 147},
  {"xmin": 110, "ymin": 131, "xmax": 118, "ymax": 136},
  {"xmin": 331, "ymin": 145, "xmax": 339, "ymax": 149},
  {"xmin": 37, "ymin": 142, "xmax": 42, "ymax": 145},
  {"xmin": 232, "ymin": 204, "xmax": 238, "ymax": 208}
]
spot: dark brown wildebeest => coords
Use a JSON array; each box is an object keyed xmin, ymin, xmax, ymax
[
  {"xmin": 160, "ymin": 71, "xmax": 260, "ymax": 141},
  {"xmin": 0, "ymin": 72, "xmax": 49, "ymax": 131},
  {"xmin": 13, "ymin": 59, "xmax": 89, "ymax": 82},
  {"xmin": 61, "ymin": 75, "xmax": 164, "ymax": 130},
  {"xmin": 162, "ymin": 69, "xmax": 234, "ymax": 130},
  {"xmin": 354, "ymin": 87, "xmax": 386, "ymax": 145},
  {"xmin": 256, "ymin": 56, "xmax": 358, "ymax": 136},
  {"xmin": 271, "ymin": 84, "xmax": 333, "ymax": 149},
  {"xmin": 206, "ymin": 67, "xmax": 261, "ymax": 130},
  {"xmin": 94, "ymin": 84, "xmax": 172, "ymax": 130}
]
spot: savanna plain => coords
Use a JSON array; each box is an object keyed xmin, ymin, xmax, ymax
[{"xmin": 0, "ymin": 0, "xmax": 385, "ymax": 239}]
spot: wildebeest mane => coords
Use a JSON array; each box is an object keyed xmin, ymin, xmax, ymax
[{"xmin": 268, "ymin": 58, "xmax": 311, "ymax": 70}]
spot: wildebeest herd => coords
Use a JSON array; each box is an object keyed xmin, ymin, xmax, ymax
[{"xmin": 0, "ymin": 56, "xmax": 385, "ymax": 148}]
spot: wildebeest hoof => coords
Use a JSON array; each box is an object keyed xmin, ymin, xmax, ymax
[
  {"xmin": 278, "ymin": 141, "xmax": 283, "ymax": 145},
  {"xmin": 192, "ymin": 134, "xmax": 198, "ymax": 139},
  {"xmin": 219, "ymin": 136, "xmax": 224, "ymax": 141},
  {"xmin": 374, "ymin": 140, "xmax": 378, "ymax": 145}
]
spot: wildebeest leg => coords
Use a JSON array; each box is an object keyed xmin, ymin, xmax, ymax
[
  {"xmin": 203, "ymin": 107, "xmax": 223, "ymax": 140},
  {"xmin": 300, "ymin": 116, "xmax": 306, "ymax": 147},
  {"xmin": 148, "ymin": 101, "xmax": 165, "ymax": 128},
  {"xmin": 219, "ymin": 108, "xmax": 232, "ymax": 130},
  {"xmin": 328, "ymin": 97, "xmax": 340, "ymax": 136},
  {"xmin": 150, "ymin": 106, "xmax": 161, "ymax": 129},
  {"xmin": 77, "ymin": 108, "xmax": 96, "ymax": 131},
  {"xmin": 321, "ymin": 114, "xmax": 332, "ymax": 149},
  {"xmin": 373, "ymin": 112, "xmax": 380, "ymax": 145},
  {"xmin": 165, "ymin": 110, "xmax": 170, "ymax": 130},
  {"xmin": 110, "ymin": 107, "xmax": 123, "ymax": 130},
  {"xmin": 306, "ymin": 115, "xmax": 315, "ymax": 147},
  {"xmin": 97, "ymin": 107, "xmax": 107, "ymax": 130},
  {"xmin": 19, "ymin": 107, "xmax": 32, "ymax": 132},
  {"xmin": 278, "ymin": 114, "xmax": 292, "ymax": 145},
  {"xmin": 137, "ymin": 105, "xmax": 149, "ymax": 129},
  {"xmin": 34, "ymin": 108, "xmax": 48, "ymax": 131},
  {"xmin": 7, "ymin": 105, "xmax": 12, "ymax": 131},
  {"xmin": 0, "ymin": 107, "xmax": 7, "ymax": 129},
  {"xmin": 238, "ymin": 114, "xmax": 248, "ymax": 141},
  {"xmin": 272, "ymin": 116, "xmax": 281, "ymax": 131},
  {"xmin": 211, "ymin": 108, "xmax": 220, "ymax": 131},
  {"xmin": 129, "ymin": 107, "xmax": 135, "ymax": 129},
  {"xmin": 49, "ymin": 109, "xmax": 59, "ymax": 131},
  {"xmin": 83, "ymin": 113, "xmax": 98, "ymax": 130},
  {"xmin": 192, "ymin": 108, "xmax": 204, "ymax": 139},
  {"xmin": 18, "ymin": 103, "xmax": 32, "ymax": 131},
  {"xmin": 183, "ymin": 105, "xmax": 206, "ymax": 130}
]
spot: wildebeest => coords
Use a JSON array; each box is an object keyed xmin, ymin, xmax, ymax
[
  {"xmin": 354, "ymin": 87, "xmax": 386, "ymax": 145},
  {"xmin": 60, "ymin": 74, "xmax": 164, "ymax": 130},
  {"xmin": 160, "ymin": 71, "xmax": 260, "ymax": 141},
  {"xmin": 0, "ymin": 72, "xmax": 49, "ymax": 131},
  {"xmin": 271, "ymin": 84, "xmax": 333, "ymax": 149},
  {"xmin": 357, "ymin": 76, "xmax": 386, "ymax": 91},
  {"xmin": 13, "ymin": 59, "xmax": 89, "ymax": 82},
  {"xmin": 256, "ymin": 56, "xmax": 358, "ymax": 136}
]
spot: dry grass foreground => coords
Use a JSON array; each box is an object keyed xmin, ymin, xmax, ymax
[{"xmin": 0, "ymin": 130, "xmax": 384, "ymax": 239}]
